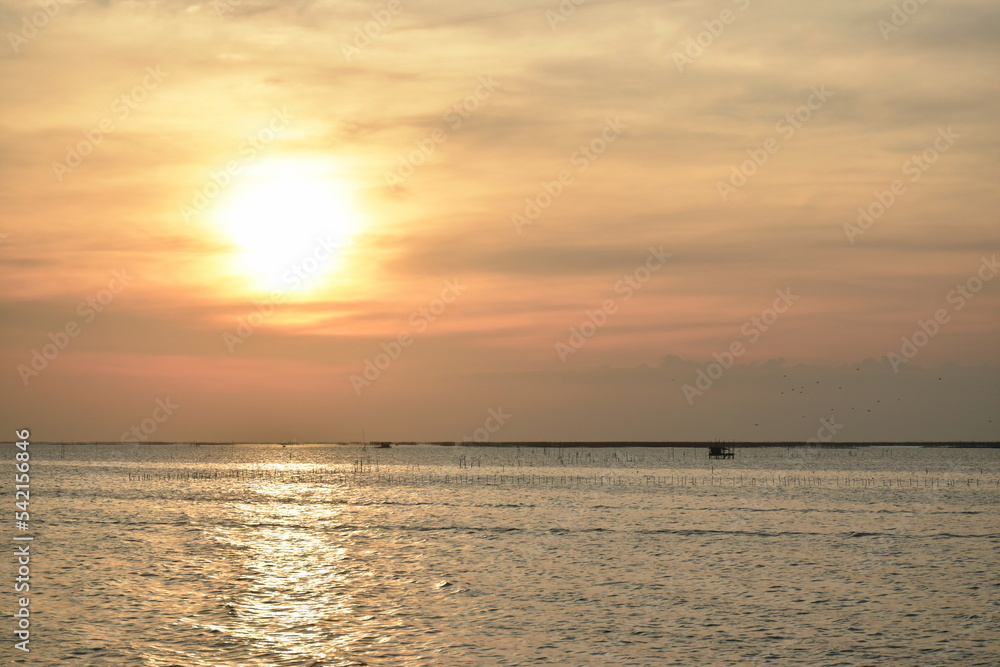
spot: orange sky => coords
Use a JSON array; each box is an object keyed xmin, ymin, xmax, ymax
[{"xmin": 1, "ymin": 0, "xmax": 998, "ymax": 442}]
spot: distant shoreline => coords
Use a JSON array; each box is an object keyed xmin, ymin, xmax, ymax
[{"xmin": 12, "ymin": 441, "xmax": 1000, "ymax": 448}]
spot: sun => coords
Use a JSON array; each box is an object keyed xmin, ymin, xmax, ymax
[{"xmin": 211, "ymin": 157, "xmax": 361, "ymax": 293}]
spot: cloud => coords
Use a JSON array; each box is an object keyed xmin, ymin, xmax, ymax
[{"xmin": 1, "ymin": 0, "xmax": 997, "ymax": 441}]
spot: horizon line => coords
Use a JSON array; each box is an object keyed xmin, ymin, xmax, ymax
[{"xmin": 12, "ymin": 440, "xmax": 1000, "ymax": 448}]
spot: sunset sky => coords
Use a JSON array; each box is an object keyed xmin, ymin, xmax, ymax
[{"xmin": 1, "ymin": 0, "xmax": 997, "ymax": 443}]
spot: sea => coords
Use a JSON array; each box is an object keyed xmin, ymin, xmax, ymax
[{"xmin": 2, "ymin": 443, "xmax": 998, "ymax": 666}]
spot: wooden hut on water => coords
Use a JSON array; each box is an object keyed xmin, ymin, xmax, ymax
[{"xmin": 708, "ymin": 445, "xmax": 735, "ymax": 459}]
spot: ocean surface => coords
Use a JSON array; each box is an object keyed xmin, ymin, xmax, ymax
[{"xmin": 2, "ymin": 443, "xmax": 998, "ymax": 666}]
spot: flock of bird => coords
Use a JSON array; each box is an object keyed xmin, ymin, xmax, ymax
[{"xmin": 670, "ymin": 366, "xmax": 994, "ymax": 434}]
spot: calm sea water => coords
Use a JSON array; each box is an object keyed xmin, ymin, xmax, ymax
[{"xmin": 3, "ymin": 444, "xmax": 998, "ymax": 666}]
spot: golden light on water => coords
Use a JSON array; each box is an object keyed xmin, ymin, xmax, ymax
[
  {"xmin": 218, "ymin": 491, "xmax": 359, "ymax": 662},
  {"xmin": 211, "ymin": 157, "xmax": 363, "ymax": 294}
]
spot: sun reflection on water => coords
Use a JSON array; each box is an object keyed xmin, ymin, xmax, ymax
[{"xmin": 208, "ymin": 485, "xmax": 376, "ymax": 665}]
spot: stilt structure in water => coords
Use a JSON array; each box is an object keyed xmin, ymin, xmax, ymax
[{"xmin": 708, "ymin": 445, "xmax": 735, "ymax": 459}]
